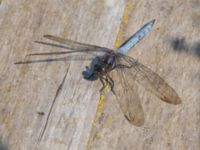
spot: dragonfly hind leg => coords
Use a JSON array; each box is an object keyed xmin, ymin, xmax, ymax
[
  {"xmin": 99, "ymin": 75, "xmax": 116, "ymax": 95},
  {"xmin": 106, "ymin": 75, "xmax": 116, "ymax": 95},
  {"xmin": 109, "ymin": 79, "xmax": 116, "ymax": 95},
  {"xmin": 99, "ymin": 76, "xmax": 107, "ymax": 92}
]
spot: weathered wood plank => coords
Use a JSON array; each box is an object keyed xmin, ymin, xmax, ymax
[
  {"xmin": 1, "ymin": 0, "xmax": 200, "ymax": 150},
  {"xmin": 87, "ymin": 0, "xmax": 200, "ymax": 150},
  {"xmin": 0, "ymin": 0, "xmax": 125, "ymax": 150}
]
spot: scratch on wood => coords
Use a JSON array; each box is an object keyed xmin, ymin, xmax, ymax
[{"xmin": 34, "ymin": 67, "xmax": 69, "ymax": 150}]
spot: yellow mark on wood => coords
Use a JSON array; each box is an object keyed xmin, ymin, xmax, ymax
[
  {"xmin": 91, "ymin": 92, "xmax": 105, "ymax": 127},
  {"xmin": 114, "ymin": 1, "xmax": 134, "ymax": 49},
  {"xmin": 123, "ymin": 1, "xmax": 134, "ymax": 24},
  {"xmin": 92, "ymin": 83, "xmax": 109, "ymax": 127},
  {"xmin": 114, "ymin": 28, "xmax": 123, "ymax": 48},
  {"xmin": 86, "ymin": 84, "xmax": 109, "ymax": 150},
  {"xmin": 92, "ymin": 0, "xmax": 134, "ymax": 127},
  {"xmin": 87, "ymin": 2, "xmax": 134, "ymax": 148},
  {"xmin": 97, "ymin": 92, "xmax": 104, "ymax": 109}
]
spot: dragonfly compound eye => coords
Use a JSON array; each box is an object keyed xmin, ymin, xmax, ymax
[{"xmin": 82, "ymin": 70, "xmax": 97, "ymax": 81}]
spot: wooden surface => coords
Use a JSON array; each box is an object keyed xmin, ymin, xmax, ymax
[{"xmin": 0, "ymin": 0, "xmax": 199, "ymax": 150}]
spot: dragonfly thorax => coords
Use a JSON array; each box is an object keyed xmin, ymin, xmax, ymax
[{"xmin": 82, "ymin": 54, "xmax": 116, "ymax": 81}]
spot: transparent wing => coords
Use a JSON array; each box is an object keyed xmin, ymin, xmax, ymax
[
  {"xmin": 116, "ymin": 54, "xmax": 181, "ymax": 105},
  {"xmin": 111, "ymin": 68, "xmax": 144, "ymax": 126},
  {"xmin": 27, "ymin": 35, "xmax": 113, "ymax": 56},
  {"xmin": 27, "ymin": 50, "xmax": 105, "ymax": 56},
  {"xmin": 43, "ymin": 35, "xmax": 113, "ymax": 52},
  {"xmin": 118, "ymin": 19, "xmax": 155, "ymax": 54}
]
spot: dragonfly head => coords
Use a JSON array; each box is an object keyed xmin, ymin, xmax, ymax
[
  {"xmin": 82, "ymin": 55, "xmax": 115, "ymax": 81},
  {"xmin": 82, "ymin": 58, "xmax": 99, "ymax": 81}
]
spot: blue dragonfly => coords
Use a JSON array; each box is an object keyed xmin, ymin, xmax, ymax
[{"xmin": 23, "ymin": 20, "xmax": 181, "ymax": 126}]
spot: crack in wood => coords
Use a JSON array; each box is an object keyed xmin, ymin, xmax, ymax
[{"xmin": 34, "ymin": 67, "xmax": 69, "ymax": 150}]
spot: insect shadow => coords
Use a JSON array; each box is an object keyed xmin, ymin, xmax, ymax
[
  {"xmin": 192, "ymin": 42, "xmax": 200, "ymax": 57},
  {"xmin": 15, "ymin": 41, "xmax": 94, "ymax": 65},
  {"xmin": 170, "ymin": 36, "xmax": 200, "ymax": 58},
  {"xmin": 0, "ymin": 144, "xmax": 7, "ymax": 150},
  {"xmin": 0, "ymin": 137, "xmax": 8, "ymax": 150}
]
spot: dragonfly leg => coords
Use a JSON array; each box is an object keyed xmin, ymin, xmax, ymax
[
  {"xmin": 99, "ymin": 75, "xmax": 115, "ymax": 94},
  {"xmin": 106, "ymin": 75, "xmax": 116, "ymax": 95},
  {"xmin": 99, "ymin": 76, "xmax": 106, "ymax": 92}
]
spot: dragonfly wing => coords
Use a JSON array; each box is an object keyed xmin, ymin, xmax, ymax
[
  {"xmin": 112, "ymin": 68, "xmax": 144, "ymax": 126},
  {"xmin": 27, "ymin": 49, "xmax": 108, "ymax": 56},
  {"xmin": 28, "ymin": 35, "xmax": 113, "ymax": 56},
  {"xmin": 118, "ymin": 19, "xmax": 155, "ymax": 54},
  {"xmin": 117, "ymin": 55, "xmax": 181, "ymax": 104},
  {"xmin": 43, "ymin": 35, "xmax": 113, "ymax": 53}
]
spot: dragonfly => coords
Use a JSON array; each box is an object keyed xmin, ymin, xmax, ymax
[{"xmin": 23, "ymin": 20, "xmax": 181, "ymax": 126}]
